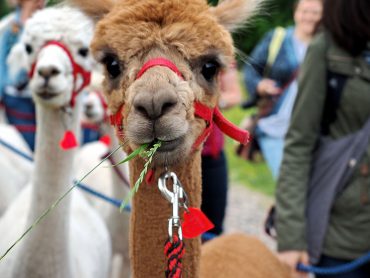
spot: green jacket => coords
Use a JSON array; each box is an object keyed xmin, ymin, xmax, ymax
[{"xmin": 276, "ymin": 31, "xmax": 370, "ymax": 260}]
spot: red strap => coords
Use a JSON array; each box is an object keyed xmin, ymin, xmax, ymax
[
  {"xmin": 14, "ymin": 124, "xmax": 37, "ymax": 133},
  {"xmin": 95, "ymin": 91, "xmax": 108, "ymax": 110},
  {"xmin": 192, "ymin": 102, "xmax": 213, "ymax": 151},
  {"xmin": 213, "ymin": 107, "xmax": 250, "ymax": 145},
  {"xmin": 29, "ymin": 41, "xmax": 91, "ymax": 107},
  {"xmin": 193, "ymin": 102, "xmax": 213, "ymax": 122},
  {"xmin": 81, "ymin": 122, "xmax": 100, "ymax": 131},
  {"xmin": 109, "ymin": 105, "xmax": 124, "ymax": 131},
  {"xmin": 136, "ymin": 58, "xmax": 184, "ymax": 80},
  {"xmin": 4, "ymin": 107, "xmax": 35, "ymax": 120}
]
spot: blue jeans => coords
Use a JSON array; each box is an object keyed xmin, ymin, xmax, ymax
[
  {"xmin": 258, "ymin": 135, "xmax": 284, "ymax": 179},
  {"xmin": 316, "ymin": 255, "xmax": 370, "ymax": 278}
]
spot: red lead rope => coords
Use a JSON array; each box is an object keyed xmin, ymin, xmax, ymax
[{"xmin": 164, "ymin": 235, "xmax": 185, "ymax": 278}]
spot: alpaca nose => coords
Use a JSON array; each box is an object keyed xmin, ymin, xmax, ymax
[
  {"xmin": 85, "ymin": 103, "xmax": 93, "ymax": 111},
  {"xmin": 37, "ymin": 66, "xmax": 60, "ymax": 80},
  {"xmin": 133, "ymin": 89, "xmax": 178, "ymax": 120}
]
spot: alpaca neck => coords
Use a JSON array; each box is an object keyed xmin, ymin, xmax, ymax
[
  {"xmin": 14, "ymin": 102, "xmax": 81, "ymax": 278},
  {"xmin": 129, "ymin": 154, "xmax": 202, "ymax": 278}
]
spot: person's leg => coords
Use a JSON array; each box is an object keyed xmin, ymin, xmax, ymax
[
  {"xmin": 316, "ymin": 254, "xmax": 370, "ymax": 278},
  {"xmin": 201, "ymin": 151, "xmax": 228, "ymax": 235},
  {"xmin": 258, "ymin": 135, "xmax": 284, "ymax": 179}
]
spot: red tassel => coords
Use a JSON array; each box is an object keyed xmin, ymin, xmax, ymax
[
  {"xmin": 99, "ymin": 135, "xmax": 111, "ymax": 147},
  {"xmin": 182, "ymin": 207, "xmax": 214, "ymax": 239},
  {"xmin": 60, "ymin": 130, "xmax": 78, "ymax": 150},
  {"xmin": 145, "ymin": 169, "xmax": 155, "ymax": 185}
]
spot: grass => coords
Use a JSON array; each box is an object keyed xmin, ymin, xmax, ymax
[{"xmin": 223, "ymin": 106, "xmax": 276, "ymax": 197}]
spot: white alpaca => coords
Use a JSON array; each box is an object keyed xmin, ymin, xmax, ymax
[
  {"xmin": 77, "ymin": 90, "xmax": 131, "ymax": 278},
  {"xmin": 0, "ymin": 6, "xmax": 111, "ymax": 278},
  {"xmin": 0, "ymin": 124, "xmax": 33, "ymax": 215}
]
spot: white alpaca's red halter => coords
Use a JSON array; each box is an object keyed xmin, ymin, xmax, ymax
[
  {"xmin": 29, "ymin": 40, "xmax": 92, "ymax": 107},
  {"xmin": 110, "ymin": 57, "xmax": 250, "ymax": 150}
]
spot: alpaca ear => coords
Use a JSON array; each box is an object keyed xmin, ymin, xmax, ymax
[
  {"xmin": 7, "ymin": 43, "xmax": 29, "ymax": 79},
  {"xmin": 210, "ymin": 0, "xmax": 261, "ymax": 32},
  {"xmin": 66, "ymin": 0, "xmax": 115, "ymax": 21}
]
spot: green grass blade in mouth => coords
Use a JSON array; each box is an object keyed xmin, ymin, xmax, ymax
[
  {"xmin": 113, "ymin": 143, "xmax": 149, "ymax": 166},
  {"xmin": 119, "ymin": 141, "xmax": 162, "ymax": 212}
]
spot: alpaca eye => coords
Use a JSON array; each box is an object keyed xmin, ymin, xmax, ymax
[
  {"xmin": 102, "ymin": 55, "xmax": 121, "ymax": 79},
  {"xmin": 25, "ymin": 44, "xmax": 33, "ymax": 55},
  {"xmin": 201, "ymin": 61, "xmax": 220, "ymax": 82},
  {"xmin": 78, "ymin": 47, "xmax": 89, "ymax": 57}
]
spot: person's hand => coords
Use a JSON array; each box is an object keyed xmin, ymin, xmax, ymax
[
  {"xmin": 256, "ymin": 78, "xmax": 281, "ymax": 96},
  {"xmin": 277, "ymin": 250, "xmax": 309, "ymax": 278}
]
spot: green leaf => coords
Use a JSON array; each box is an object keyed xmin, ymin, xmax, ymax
[{"xmin": 113, "ymin": 143, "xmax": 149, "ymax": 166}]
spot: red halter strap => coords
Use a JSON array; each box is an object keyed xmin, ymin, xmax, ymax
[
  {"xmin": 109, "ymin": 57, "xmax": 250, "ymax": 149},
  {"xmin": 29, "ymin": 41, "xmax": 91, "ymax": 107},
  {"xmin": 136, "ymin": 57, "xmax": 184, "ymax": 80}
]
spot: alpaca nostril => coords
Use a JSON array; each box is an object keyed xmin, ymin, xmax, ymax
[
  {"xmin": 161, "ymin": 101, "xmax": 176, "ymax": 115},
  {"xmin": 37, "ymin": 66, "xmax": 61, "ymax": 79},
  {"xmin": 135, "ymin": 105, "xmax": 150, "ymax": 118}
]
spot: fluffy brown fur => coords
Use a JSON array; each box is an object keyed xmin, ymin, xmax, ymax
[
  {"xmin": 200, "ymin": 234, "xmax": 290, "ymax": 278},
  {"xmin": 128, "ymin": 154, "xmax": 203, "ymax": 277},
  {"xmin": 211, "ymin": 0, "xmax": 262, "ymax": 31},
  {"xmin": 67, "ymin": 0, "xmax": 288, "ymax": 277}
]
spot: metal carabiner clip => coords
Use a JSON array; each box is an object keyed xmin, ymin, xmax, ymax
[
  {"xmin": 158, "ymin": 172, "xmax": 178, "ymax": 203},
  {"xmin": 159, "ymin": 171, "xmax": 186, "ymax": 241}
]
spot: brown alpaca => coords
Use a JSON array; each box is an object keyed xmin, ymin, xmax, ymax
[{"xmin": 68, "ymin": 0, "xmax": 290, "ymax": 277}]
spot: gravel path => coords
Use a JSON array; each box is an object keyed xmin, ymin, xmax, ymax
[{"xmin": 223, "ymin": 184, "xmax": 276, "ymax": 250}]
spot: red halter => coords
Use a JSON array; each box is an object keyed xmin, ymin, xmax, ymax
[
  {"xmin": 110, "ymin": 57, "xmax": 250, "ymax": 149},
  {"xmin": 29, "ymin": 41, "xmax": 91, "ymax": 107}
]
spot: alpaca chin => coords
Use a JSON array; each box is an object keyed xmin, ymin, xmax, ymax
[{"xmin": 30, "ymin": 82, "xmax": 73, "ymax": 109}]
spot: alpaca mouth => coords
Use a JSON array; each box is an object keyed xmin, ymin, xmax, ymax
[
  {"xmin": 85, "ymin": 110, "xmax": 99, "ymax": 119},
  {"xmin": 156, "ymin": 136, "xmax": 185, "ymax": 152},
  {"xmin": 37, "ymin": 90, "xmax": 59, "ymax": 100}
]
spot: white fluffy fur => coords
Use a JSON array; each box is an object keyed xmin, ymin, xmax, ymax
[
  {"xmin": 7, "ymin": 5, "xmax": 93, "ymax": 85},
  {"xmin": 0, "ymin": 124, "xmax": 33, "ymax": 216},
  {"xmin": 0, "ymin": 6, "xmax": 111, "ymax": 278},
  {"xmin": 77, "ymin": 90, "xmax": 131, "ymax": 278}
]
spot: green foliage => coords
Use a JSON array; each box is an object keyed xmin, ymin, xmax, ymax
[
  {"xmin": 0, "ymin": 0, "xmax": 11, "ymax": 18},
  {"xmin": 224, "ymin": 106, "xmax": 275, "ymax": 196},
  {"xmin": 0, "ymin": 0, "xmax": 60, "ymax": 19},
  {"xmin": 223, "ymin": 72, "xmax": 275, "ymax": 196}
]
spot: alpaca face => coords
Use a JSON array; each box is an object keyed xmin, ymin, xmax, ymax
[
  {"xmin": 29, "ymin": 44, "xmax": 75, "ymax": 107},
  {"xmin": 7, "ymin": 6, "xmax": 94, "ymax": 108},
  {"xmin": 68, "ymin": 0, "xmax": 258, "ymax": 166},
  {"xmin": 82, "ymin": 91, "xmax": 106, "ymax": 124}
]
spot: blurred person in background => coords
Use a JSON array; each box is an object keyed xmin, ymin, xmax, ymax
[
  {"xmin": 243, "ymin": 0, "xmax": 323, "ymax": 179},
  {"xmin": 201, "ymin": 61, "xmax": 242, "ymax": 236},
  {"xmin": 276, "ymin": 0, "xmax": 370, "ymax": 277},
  {"xmin": 0, "ymin": 0, "xmax": 46, "ymax": 150},
  {"xmin": 0, "ymin": 0, "xmax": 46, "ymax": 95}
]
